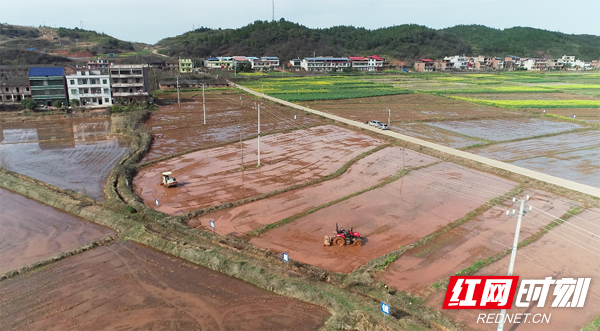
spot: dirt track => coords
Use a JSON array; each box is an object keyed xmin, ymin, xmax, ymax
[
  {"xmin": 189, "ymin": 147, "xmax": 439, "ymax": 235},
  {"xmin": 134, "ymin": 125, "xmax": 384, "ymax": 215},
  {"xmin": 0, "ymin": 241, "xmax": 330, "ymax": 330},
  {"xmin": 0, "ymin": 187, "xmax": 114, "ymax": 274},
  {"xmin": 250, "ymin": 162, "xmax": 517, "ymax": 273}
]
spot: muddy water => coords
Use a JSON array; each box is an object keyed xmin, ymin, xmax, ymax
[
  {"xmin": 0, "ymin": 188, "xmax": 114, "ymax": 274},
  {"xmin": 0, "ymin": 117, "xmax": 129, "ymax": 200},
  {"xmin": 189, "ymin": 147, "xmax": 439, "ymax": 235},
  {"xmin": 380, "ymin": 189, "xmax": 581, "ymax": 295},
  {"xmin": 135, "ymin": 125, "xmax": 385, "ymax": 215},
  {"xmin": 144, "ymin": 91, "xmax": 325, "ymax": 161},
  {"xmin": 390, "ymin": 123, "xmax": 482, "ymax": 148},
  {"xmin": 427, "ymin": 118, "xmax": 585, "ymax": 141},
  {"xmin": 250, "ymin": 162, "xmax": 517, "ymax": 273},
  {"xmin": 427, "ymin": 208, "xmax": 600, "ymax": 331},
  {"xmin": 0, "ymin": 241, "xmax": 330, "ymax": 330}
]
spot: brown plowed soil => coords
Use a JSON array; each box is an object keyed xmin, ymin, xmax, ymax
[
  {"xmin": 189, "ymin": 147, "xmax": 439, "ymax": 235},
  {"xmin": 301, "ymin": 93, "xmax": 521, "ymax": 123},
  {"xmin": 0, "ymin": 117, "xmax": 129, "ymax": 200},
  {"xmin": 426, "ymin": 208, "xmax": 600, "ymax": 331},
  {"xmin": 380, "ymin": 189, "xmax": 582, "ymax": 296},
  {"xmin": 144, "ymin": 89, "xmax": 326, "ymax": 161},
  {"xmin": 250, "ymin": 162, "xmax": 517, "ymax": 273},
  {"xmin": 134, "ymin": 125, "xmax": 385, "ymax": 215},
  {"xmin": 0, "ymin": 188, "xmax": 114, "ymax": 274},
  {"xmin": 0, "ymin": 241, "xmax": 330, "ymax": 330}
]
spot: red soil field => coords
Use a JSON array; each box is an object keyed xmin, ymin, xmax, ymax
[
  {"xmin": 0, "ymin": 241, "xmax": 330, "ymax": 330},
  {"xmin": 134, "ymin": 125, "xmax": 385, "ymax": 215},
  {"xmin": 189, "ymin": 147, "xmax": 439, "ymax": 235},
  {"xmin": 379, "ymin": 189, "xmax": 581, "ymax": 296},
  {"xmin": 0, "ymin": 188, "xmax": 114, "ymax": 274},
  {"xmin": 144, "ymin": 89, "xmax": 325, "ymax": 161},
  {"xmin": 250, "ymin": 162, "xmax": 517, "ymax": 273},
  {"xmin": 0, "ymin": 117, "xmax": 129, "ymax": 200},
  {"xmin": 427, "ymin": 208, "xmax": 600, "ymax": 331},
  {"xmin": 301, "ymin": 93, "xmax": 520, "ymax": 123}
]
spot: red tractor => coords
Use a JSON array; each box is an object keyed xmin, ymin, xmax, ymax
[{"xmin": 324, "ymin": 223, "xmax": 363, "ymax": 247}]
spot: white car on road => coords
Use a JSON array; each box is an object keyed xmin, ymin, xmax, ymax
[{"xmin": 368, "ymin": 120, "xmax": 389, "ymax": 130}]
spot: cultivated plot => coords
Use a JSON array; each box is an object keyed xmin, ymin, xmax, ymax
[
  {"xmin": 426, "ymin": 118, "xmax": 585, "ymax": 141},
  {"xmin": 134, "ymin": 125, "xmax": 385, "ymax": 215},
  {"xmin": 302, "ymin": 94, "xmax": 519, "ymax": 123},
  {"xmin": 250, "ymin": 162, "xmax": 517, "ymax": 273},
  {"xmin": 0, "ymin": 118, "xmax": 129, "ymax": 200},
  {"xmin": 189, "ymin": 147, "xmax": 439, "ymax": 235},
  {"xmin": 0, "ymin": 187, "xmax": 114, "ymax": 274},
  {"xmin": 144, "ymin": 89, "xmax": 324, "ymax": 161},
  {"xmin": 0, "ymin": 241, "xmax": 330, "ymax": 330},
  {"xmin": 390, "ymin": 123, "xmax": 482, "ymax": 148},
  {"xmin": 379, "ymin": 190, "xmax": 581, "ymax": 296},
  {"xmin": 427, "ymin": 208, "xmax": 600, "ymax": 331}
]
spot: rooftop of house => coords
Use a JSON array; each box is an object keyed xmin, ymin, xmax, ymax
[{"xmin": 29, "ymin": 67, "xmax": 64, "ymax": 77}]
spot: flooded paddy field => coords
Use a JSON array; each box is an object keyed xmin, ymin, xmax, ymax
[
  {"xmin": 301, "ymin": 93, "xmax": 520, "ymax": 123},
  {"xmin": 189, "ymin": 147, "xmax": 439, "ymax": 235},
  {"xmin": 427, "ymin": 208, "xmax": 600, "ymax": 331},
  {"xmin": 0, "ymin": 240, "xmax": 330, "ymax": 330},
  {"xmin": 134, "ymin": 125, "xmax": 385, "ymax": 215},
  {"xmin": 379, "ymin": 189, "xmax": 580, "ymax": 296},
  {"xmin": 390, "ymin": 122, "xmax": 482, "ymax": 148},
  {"xmin": 0, "ymin": 187, "xmax": 114, "ymax": 274},
  {"xmin": 426, "ymin": 118, "xmax": 585, "ymax": 141},
  {"xmin": 144, "ymin": 89, "xmax": 325, "ymax": 161},
  {"xmin": 0, "ymin": 117, "xmax": 129, "ymax": 200},
  {"xmin": 249, "ymin": 162, "xmax": 517, "ymax": 273}
]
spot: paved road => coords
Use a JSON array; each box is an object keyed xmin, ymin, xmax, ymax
[{"xmin": 232, "ymin": 82, "xmax": 600, "ymax": 198}]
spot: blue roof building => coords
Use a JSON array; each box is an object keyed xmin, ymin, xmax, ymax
[{"xmin": 29, "ymin": 67, "xmax": 67, "ymax": 107}]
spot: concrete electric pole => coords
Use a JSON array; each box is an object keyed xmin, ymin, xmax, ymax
[{"xmin": 497, "ymin": 195, "xmax": 532, "ymax": 331}]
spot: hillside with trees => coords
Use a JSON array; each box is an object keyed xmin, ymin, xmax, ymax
[{"xmin": 158, "ymin": 20, "xmax": 600, "ymax": 61}]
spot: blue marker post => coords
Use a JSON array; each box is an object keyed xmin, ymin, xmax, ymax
[
  {"xmin": 209, "ymin": 220, "xmax": 215, "ymax": 233},
  {"xmin": 282, "ymin": 252, "xmax": 289, "ymax": 273},
  {"xmin": 573, "ymin": 114, "xmax": 576, "ymax": 119},
  {"xmin": 155, "ymin": 198, "xmax": 159, "ymax": 207},
  {"xmin": 381, "ymin": 302, "xmax": 390, "ymax": 325}
]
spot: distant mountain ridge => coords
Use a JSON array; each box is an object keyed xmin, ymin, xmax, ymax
[{"xmin": 157, "ymin": 20, "xmax": 600, "ymax": 61}]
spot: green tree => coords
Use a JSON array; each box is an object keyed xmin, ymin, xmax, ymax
[
  {"xmin": 70, "ymin": 99, "xmax": 80, "ymax": 107},
  {"xmin": 52, "ymin": 100, "xmax": 63, "ymax": 108},
  {"xmin": 20, "ymin": 98, "xmax": 36, "ymax": 110}
]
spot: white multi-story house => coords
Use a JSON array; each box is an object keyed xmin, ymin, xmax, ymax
[
  {"xmin": 261, "ymin": 57, "xmax": 279, "ymax": 68},
  {"xmin": 367, "ymin": 55, "xmax": 384, "ymax": 71},
  {"xmin": 66, "ymin": 69, "xmax": 112, "ymax": 107},
  {"xmin": 301, "ymin": 57, "xmax": 351, "ymax": 71},
  {"xmin": 444, "ymin": 55, "xmax": 469, "ymax": 70},
  {"xmin": 250, "ymin": 58, "xmax": 272, "ymax": 71},
  {"xmin": 349, "ymin": 57, "xmax": 369, "ymax": 71}
]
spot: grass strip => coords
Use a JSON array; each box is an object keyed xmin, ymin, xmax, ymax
[{"xmin": 581, "ymin": 314, "xmax": 600, "ymax": 331}]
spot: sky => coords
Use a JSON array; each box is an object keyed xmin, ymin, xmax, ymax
[{"xmin": 3, "ymin": 0, "xmax": 600, "ymax": 44}]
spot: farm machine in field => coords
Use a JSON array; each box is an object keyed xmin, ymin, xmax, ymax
[
  {"xmin": 324, "ymin": 223, "xmax": 363, "ymax": 247},
  {"xmin": 161, "ymin": 171, "xmax": 177, "ymax": 187}
]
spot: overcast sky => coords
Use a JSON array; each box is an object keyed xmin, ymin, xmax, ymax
[{"xmin": 4, "ymin": 0, "xmax": 599, "ymax": 44}]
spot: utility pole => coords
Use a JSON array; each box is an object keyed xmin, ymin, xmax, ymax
[
  {"xmin": 497, "ymin": 195, "xmax": 532, "ymax": 331},
  {"xmin": 257, "ymin": 104, "xmax": 261, "ymax": 167},
  {"xmin": 387, "ymin": 108, "xmax": 391, "ymax": 127},
  {"xmin": 272, "ymin": 0, "xmax": 275, "ymax": 21},
  {"xmin": 239, "ymin": 125, "xmax": 244, "ymax": 169},
  {"xmin": 202, "ymin": 83, "xmax": 206, "ymax": 124},
  {"xmin": 176, "ymin": 73, "xmax": 181, "ymax": 111}
]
